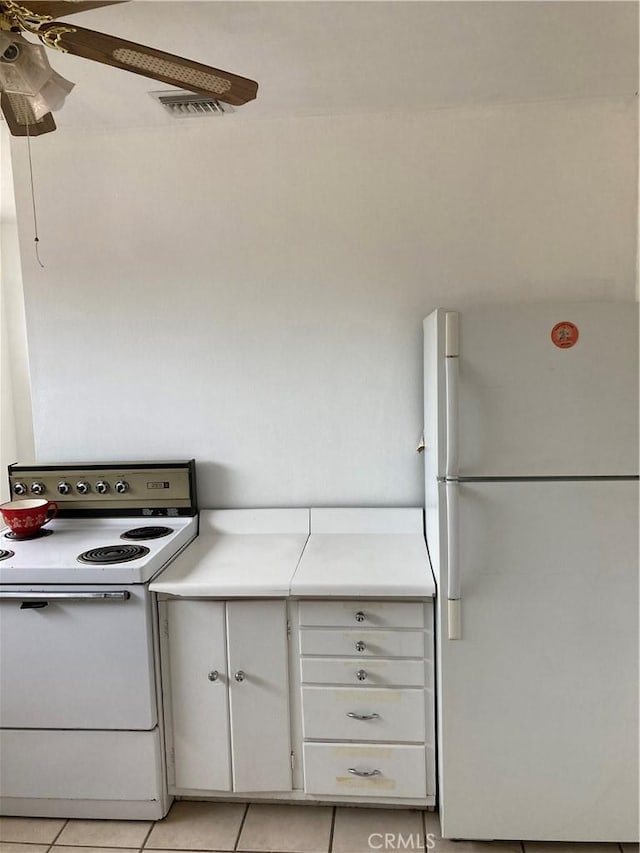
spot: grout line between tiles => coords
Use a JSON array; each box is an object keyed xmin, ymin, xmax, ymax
[
  {"xmin": 327, "ymin": 806, "xmax": 336, "ymax": 853},
  {"xmin": 422, "ymin": 810, "xmax": 427, "ymax": 853},
  {"xmin": 48, "ymin": 819, "xmax": 70, "ymax": 850},
  {"xmin": 233, "ymin": 802, "xmax": 251, "ymax": 852},
  {"xmin": 520, "ymin": 842, "xmax": 526, "ymax": 853},
  {"xmin": 139, "ymin": 817, "xmax": 158, "ymax": 852},
  {"xmin": 55, "ymin": 820, "xmax": 70, "ymax": 842},
  {"xmin": 50, "ymin": 847, "xmax": 145, "ymax": 852},
  {"xmin": 145, "ymin": 849, "xmax": 247, "ymax": 852}
]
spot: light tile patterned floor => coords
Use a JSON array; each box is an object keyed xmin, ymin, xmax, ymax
[{"xmin": 0, "ymin": 803, "xmax": 635, "ymax": 853}]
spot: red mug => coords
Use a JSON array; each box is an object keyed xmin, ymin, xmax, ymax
[{"xmin": 0, "ymin": 499, "xmax": 59, "ymax": 537}]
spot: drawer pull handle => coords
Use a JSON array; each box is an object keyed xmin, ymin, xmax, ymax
[
  {"xmin": 356, "ymin": 669, "xmax": 367, "ymax": 681},
  {"xmin": 355, "ymin": 641, "xmax": 366, "ymax": 652},
  {"xmin": 348, "ymin": 767, "xmax": 382, "ymax": 778},
  {"xmin": 355, "ymin": 611, "xmax": 366, "ymax": 623},
  {"xmin": 346, "ymin": 712, "xmax": 380, "ymax": 721},
  {"xmin": 234, "ymin": 670, "xmax": 245, "ymax": 682},
  {"xmin": 208, "ymin": 670, "xmax": 219, "ymax": 682}
]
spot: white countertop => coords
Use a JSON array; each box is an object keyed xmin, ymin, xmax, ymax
[
  {"xmin": 290, "ymin": 533, "xmax": 435, "ymax": 599},
  {"xmin": 150, "ymin": 533, "xmax": 309, "ymax": 597},
  {"xmin": 150, "ymin": 508, "xmax": 434, "ymax": 599},
  {"xmin": 150, "ymin": 509, "xmax": 309, "ymax": 598}
]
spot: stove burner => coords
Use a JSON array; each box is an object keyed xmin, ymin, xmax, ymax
[
  {"xmin": 77, "ymin": 544, "xmax": 150, "ymax": 564},
  {"xmin": 0, "ymin": 549, "xmax": 15, "ymax": 560},
  {"xmin": 121, "ymin": 526, "xmax": 173, "ymax": 541},
  {"xmin": 4, "ymin": 529, "xmax": 54, "ymax": 541}
]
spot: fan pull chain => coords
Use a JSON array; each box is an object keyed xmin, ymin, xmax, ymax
[{"xmin": 25, "ymin": 123, "xmax": 44, "ymax": 269}]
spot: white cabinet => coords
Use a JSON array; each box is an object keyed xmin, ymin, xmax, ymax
[
  {"xmin": 153, "ymin": 508, "xmax": 436, "ymax": 806},
  {"xmin": 297, "ymin": 600, "xmax": 436, "ymax": 803},
  {"xmin": 162, "ymin": 599, "xmax": 291, "ymax": 794}
]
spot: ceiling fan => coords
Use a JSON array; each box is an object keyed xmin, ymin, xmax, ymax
[{"xmin": 0, "ymin": 0, "xmax": 258, "ymax": 136}]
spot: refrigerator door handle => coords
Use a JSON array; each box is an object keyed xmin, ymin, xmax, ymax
[
  {"xmin": 445, "ymin": 312, "xmax": 459, "ymax": 479},
  {"xmin": 445, "ymin": 479, "xmax": 462, "ymax": 640}
]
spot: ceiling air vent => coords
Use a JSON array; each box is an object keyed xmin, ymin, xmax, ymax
[{"xmin": 150, "ymin": 91, "xmax": 234, "ymax": 118}]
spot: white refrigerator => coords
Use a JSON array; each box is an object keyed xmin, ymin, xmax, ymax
[{"xmin": 423, "ymin": 303, "xmax": 638, "ymax": 842}]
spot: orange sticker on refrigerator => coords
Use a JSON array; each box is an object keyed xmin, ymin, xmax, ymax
[{"xmin": 551, "ymin": 321, "xmax": 579, "ymax": 348}]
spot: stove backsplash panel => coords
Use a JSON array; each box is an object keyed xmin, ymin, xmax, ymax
[{"xmin": 7, "ymin": 460, "xmax": 197, "ymax": 517}]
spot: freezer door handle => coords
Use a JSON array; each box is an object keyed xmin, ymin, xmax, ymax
[
  {"xmin": 445, "ymin": 480, "xmax": 462, "ymax": 640},
  {"xmin": 445, "ymin": 312, "xmax": 459, "ymax": 478}
]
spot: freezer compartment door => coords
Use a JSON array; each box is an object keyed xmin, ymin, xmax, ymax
[
  {"xmin": 0, "ymin": 585, "xmax": 157, "ymax": 730},
  {"xmin": 436, "ymin": 479, "xmax": 639, "ymax": 841},
  {"xmin": 425, "ymin": 304, "xmax": 639, "ymax": 478}
]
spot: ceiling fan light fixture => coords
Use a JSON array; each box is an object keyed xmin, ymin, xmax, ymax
[
  {"xmin": 0, "ymin": 33, "xmax": 74, "ymax": 119},
  {"xmin": 30, "ymin": 68, "xmax": 74, "ymax": 118},
  {"xmin": 0, "ymin": 34, "xmax": 50, "ymax": 96}
]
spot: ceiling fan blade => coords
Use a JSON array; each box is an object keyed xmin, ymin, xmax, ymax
[
  {"xmin": 9, "ymin": 2, "xmax": 128, "ymax": 18},
  {"xmin": 37, "ymin": 21, "xmax": 258, "ymax": 105},
  {"xmin": 1, "ymin": 90, "xmax": 56, "ymax": 135}
]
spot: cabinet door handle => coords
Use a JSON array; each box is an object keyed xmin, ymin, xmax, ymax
[
  {"xmin": 207, "ymin": 670, "xmax": 219, "ymax": 682},
  {"xmin": 234, "ymin": 670, "xmax": 245, "ymax": 682},
  {"xmin": 355, "ymin": 611, "xmax": 366, "ymax": 623},
  {"xmin": 348, "ymin": 767, "xmax": 382, "ymax": 777},
  {"xmin": 356, "ymin": 669, "xmax": 367, "ymax": 681},
  {"xmin": 346, "ymin": 712, "xmax": 380, "ymax": 721},
  {"xmin": 355, "ymin": 641, "xmax": 366, "ymax": 652}
]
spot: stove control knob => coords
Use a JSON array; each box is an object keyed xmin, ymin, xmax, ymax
[
  {"xmin": 115, "ymin": 480, "xmax": 129, "ymax": 494},
  {"xmin": 95, "ymin": 480, "xmax": 109, "ymax": 495},
  {"xmin": 30, "ymin": 482, "xmax": 46, "ymax": 496},
  {"xmin": 76, "ymin": 481, "xmax": 91, "ymax": 495},
  {"xmin": 13, "ymin": 482, "xmax": 27, "ymax": 496},
  {"xmin": 57, "ymin": 481, "xmax": 71, "ymax": 495}
]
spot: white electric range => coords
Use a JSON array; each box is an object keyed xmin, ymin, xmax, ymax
[{"xmin": 0, "ymin": 461, "xmax": 198, "ymax": 820}]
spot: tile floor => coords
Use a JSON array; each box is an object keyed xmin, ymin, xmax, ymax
[{"xmin": 0, "ymin": 803, "xmax": 637, "ymax": 853}]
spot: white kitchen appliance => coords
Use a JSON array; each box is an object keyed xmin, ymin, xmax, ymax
[
  {"xmin": 0, "ymin": 460, "xmax": 198, "ymax": 819},
  {"xmin": 423, "ymin": 304, "xmax": 638, "ymax": 842}
]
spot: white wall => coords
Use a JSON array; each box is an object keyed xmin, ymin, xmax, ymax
[
  {"xmin": 10, "ymin": 97, "xmax": 638, "ymax": 507},
  {"xmin": 1, "ymin": 124, "xmax": 34, "ymax": 502}
]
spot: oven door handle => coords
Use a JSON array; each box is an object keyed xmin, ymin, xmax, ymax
[{"xmin": 0, "ymin": 591, "xmax": 131, "ymax": 603}]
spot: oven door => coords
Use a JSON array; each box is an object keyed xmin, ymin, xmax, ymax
[{"xmin": 0, "ymin": 584, "xmax": 157, "ymax": 730}]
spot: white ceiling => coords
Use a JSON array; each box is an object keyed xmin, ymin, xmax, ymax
[{"xmin": 9, "ymin": 0, "xmax": 640, "ymax": 129}]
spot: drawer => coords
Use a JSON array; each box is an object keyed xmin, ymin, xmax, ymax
[
  {"xmin": 298, "ymin": 601, "xmax": 425, "ymax": 629},
  {"xmin": 301, "ymin": 657, "xmax": 425, "ymax": 687},
  {"xmin": 300, "ymin": 629, "xmax": 425, "ymax": 659},
  {"xmin": 303, "ymin": 742, "xmax": 427, "ymax": 799},
  {"xmin": 0, "ymin": 728, "xmax": 161, "ymax": 800},
  {"xmin": 302, "ymin": 686, "xmax": 425, "ymax": 742}
]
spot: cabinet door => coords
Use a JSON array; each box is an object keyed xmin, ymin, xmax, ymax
[
  {"xmin": 227, "ymin": 600, "xmax": 292, "ymax": 792},
  {"xmin": 166, "ymin": 600, "xmax": 231, "ymax": 791}
]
